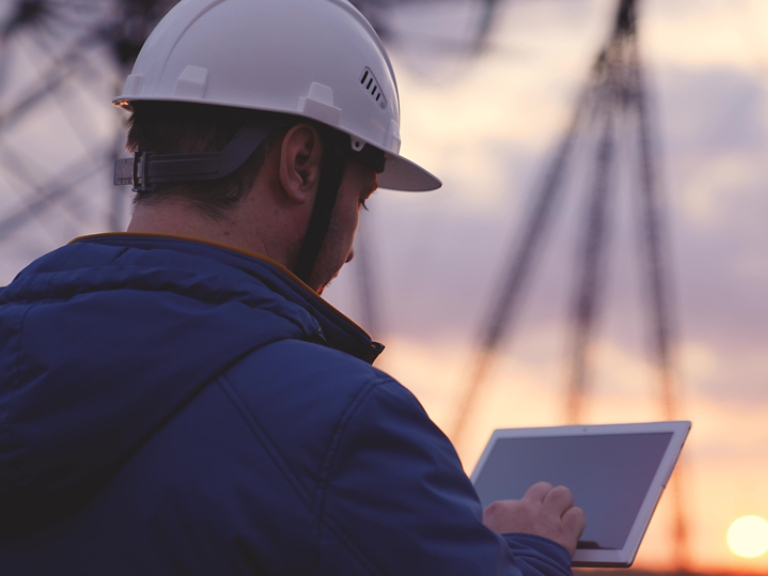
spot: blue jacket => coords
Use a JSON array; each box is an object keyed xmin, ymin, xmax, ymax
[{"xmin": 0, "ymin": 234, "xmax": 572, "ymax": 575}]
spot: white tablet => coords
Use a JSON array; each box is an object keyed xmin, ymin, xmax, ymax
[{"xmin": 470, "ymin": 421, "xmax": 690, "ymax": 567}]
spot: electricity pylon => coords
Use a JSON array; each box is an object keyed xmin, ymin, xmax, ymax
[{"xmin": 450, "ymin": 0, "xmax": 689, "ymax": 569}]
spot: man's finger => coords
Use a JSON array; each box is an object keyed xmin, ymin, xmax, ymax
[
  {"xmin": 563, "ymin": 506, "xmax": 587, "ymax": 539},
  {"xmin": 543, "ymin": 485, "xmax": 574, "ymax": 516},
  {"xmin": 522, "ymin": 481, "xmax": 553, "ymax": 502}
]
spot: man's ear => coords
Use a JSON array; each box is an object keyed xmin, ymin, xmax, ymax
[{"xmin": 279, "ymin": 123, "xmax": 323, "ymax": 204}]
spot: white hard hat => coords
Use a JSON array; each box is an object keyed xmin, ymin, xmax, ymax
[{"xmin": 113, "ymin": 0, "xmax": 441, "ymax": 192}]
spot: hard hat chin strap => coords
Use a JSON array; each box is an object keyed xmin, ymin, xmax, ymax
[{"xmin": 292, "ymin": 133, "xmax": 347, "ymax": 286}]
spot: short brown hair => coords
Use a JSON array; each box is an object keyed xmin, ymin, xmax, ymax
[{"xmin": 126, "ymin": 102, "xmax": 296, "ymax": 219}]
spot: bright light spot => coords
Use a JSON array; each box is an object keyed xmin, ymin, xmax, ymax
[{"xmin": 727, "ymin": 516, "xmax": 768, "ymax": 558}]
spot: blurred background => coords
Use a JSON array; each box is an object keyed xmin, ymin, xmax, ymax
[{"xmin": 0, "ymin": 0, "xmax": 766, "ymax": 573}]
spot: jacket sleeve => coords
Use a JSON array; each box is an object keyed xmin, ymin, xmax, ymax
[{"xmin": 314, "ymin": 375, "xmax": 574, "ymax": 576}]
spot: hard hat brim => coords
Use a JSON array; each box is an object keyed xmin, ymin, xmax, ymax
[{"xmin": 379, "ymin": 153, "xmax": 441, "ymax": 192}]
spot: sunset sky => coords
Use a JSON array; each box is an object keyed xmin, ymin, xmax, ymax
[{"xmin": 0, "ymin": 0, "xmax": 767, "ymax": 572}]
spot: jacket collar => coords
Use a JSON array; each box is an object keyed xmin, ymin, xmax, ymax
[{"xmin": 72, "ymin": 233, "xmax": 384, "ymax": 364}]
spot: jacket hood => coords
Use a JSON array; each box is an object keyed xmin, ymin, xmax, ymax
[{"xmin": 0, "ymin": 234, "xmax": 381, "ymax": 537}]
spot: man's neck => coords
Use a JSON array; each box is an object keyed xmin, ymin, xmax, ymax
[{"xmin": 127, "ymin": 200, "xmax": 273, "ymax": 260}]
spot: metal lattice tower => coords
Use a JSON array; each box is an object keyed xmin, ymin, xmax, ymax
[
  {"xmin": 0, "ymin": 0, "xmax": 176, "ymax": 272},
  {"xmin": 449, "ymin": 0, "xmax": 689, "ymax": 569}
]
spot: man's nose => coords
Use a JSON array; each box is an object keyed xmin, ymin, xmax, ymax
[{"xmin": 346, "ymin": 248, "xmax": 355, "ymax": 263}]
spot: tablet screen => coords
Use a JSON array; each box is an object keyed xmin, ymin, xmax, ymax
[{"xmin": 472, "ymin": 432, "xmax": 673, "ymax": 550}]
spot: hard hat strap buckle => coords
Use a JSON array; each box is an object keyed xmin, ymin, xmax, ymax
[{"xmin": 133, "ymin": 151, "xmax": 154, "ymax": 193}]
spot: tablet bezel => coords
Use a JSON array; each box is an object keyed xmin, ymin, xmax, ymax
[{"xmin": 470, "ymin": 421, "xmax": 691, "ymax": 567}]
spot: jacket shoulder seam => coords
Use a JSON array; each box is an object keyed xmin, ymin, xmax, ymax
[
  {"xmin": 215, "ymin": 373, "xmax": 316, "ymax": 509},
  {"xmin": 312, "ymin": 374, "xmax": 393, "ymax": 575},
  {"xmin": 216, "ymin": 367, "xmax": 386, "ymax": 575}
]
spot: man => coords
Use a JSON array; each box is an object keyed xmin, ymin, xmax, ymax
[{"xmin": 0, "ymin": 0, "xmax": 584, "ymax": 574}]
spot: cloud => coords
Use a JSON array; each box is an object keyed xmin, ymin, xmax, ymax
[
  {"xmin": 679, "ymin": 152, "xmax": 764, "ymax": 228},
  {"xmin": 655, "ymin": 65, "xmax": 767, "ymax": 160},
  {"xmin": 644, "ymin": 0, "xmax": 768, "ymax": 74}
]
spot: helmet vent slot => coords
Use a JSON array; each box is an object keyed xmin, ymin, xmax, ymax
[{"xmin": 360, "ymin": 68, "xmax": 387, "ymax": 110}]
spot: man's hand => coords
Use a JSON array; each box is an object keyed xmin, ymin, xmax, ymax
[{"xmin": 482, "ymin": 482, "xmax": 586, "ymax": 557}]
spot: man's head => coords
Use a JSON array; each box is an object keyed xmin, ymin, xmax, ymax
[
  {"xmin": 116, "ymin": 0, "xmax": 439, "ymax": 293},
  {"xmin": 126, "ymin": 101, "xmax": 379, "ymax": 293}
]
